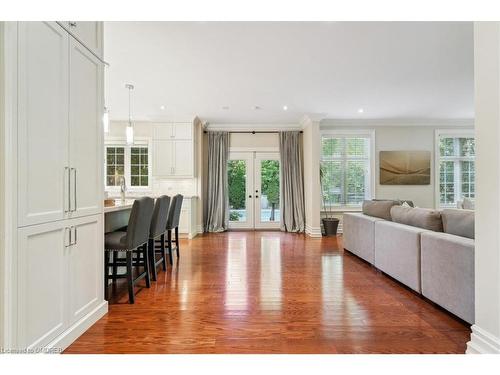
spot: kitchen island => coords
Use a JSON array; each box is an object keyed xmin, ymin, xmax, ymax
[{"xmin": 104, "ymin": 196, "xmax": 199, "ymax": 238}]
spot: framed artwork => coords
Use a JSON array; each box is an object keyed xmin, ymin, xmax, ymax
[{"xmin": 380, "ymin": 151, "xmax": 431, "ymax": 185}]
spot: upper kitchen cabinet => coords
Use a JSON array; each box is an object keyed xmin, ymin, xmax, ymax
[
  {"xmin": 152, "ymin": 123, "xmax": 195, "ymax": 178},
  {"xmin": 69, "ymin": 37, "xmax": 103, "ymax": 218},
  {"xmin": 153, "ymin": 122, "xmax": 193, "ymax": 140},
  {"xmin": 58, "ymin": 21, "xmax": 103, "ymax": 58},
  {"xmin": 17, "ymin": 22, "xmax": 70, "ymax": 226},
  {"xmin": 17, "ymin": 22, "xmax": 104, "ymax": 227}
]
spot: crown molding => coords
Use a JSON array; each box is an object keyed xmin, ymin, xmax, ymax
[
  {"xmin": 205, "ymin": 123, "xmax": 302, "ymax": 132},
  {"xmin": 320, "ymin": 118, "xmax": 474, "ymax": 128}
]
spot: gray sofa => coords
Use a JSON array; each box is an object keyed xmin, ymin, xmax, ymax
[{"xmin": 343, "ymin": 203, "xmax": 475, "ymax": 324}]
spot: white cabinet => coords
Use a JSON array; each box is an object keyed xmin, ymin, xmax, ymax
[
  {"xmin": 17, "ymin": 215, "xmax": 103, "ymax": 349},
  {"xmin": 173, "ymin": 140, "xmax": 194, "ymax": 176},
  {"xmin": 17, "ymin": 221, "xmax": 68, "ymax": 349},
  {"xmin": 153, "ymin": 140, "xmax": 194, "ymax": 177},
  {"xmin": 59, "ymin": 21, "xmax": 103, "ymax": 58},
  {"xmin": 69, "ymin": 38, "xmax": 103, "ymax": 218},
  {"xmin": 67, "ymin": 215, "xmax": 103, "ymax": 325},
  {"xmin": 17, "ymin": 22, "xmax": 69, "ymax": 227},
  {"xmin": 153, "ymin": 123, "xmax": 194, "ymax": 178},
  {"xmin": 153, "ymin": 122, "xmax": 192, "ymax": 140},
  {"xmin": 177, "ymin": 197, "xmax": 199, "ymax": 239},
  {"xmin": 5, "ymin": 21, "xmax": 106, "ymax": 351},
  {"xmin": 17, "ymin": 22, "xmax": 103, "ymax": 227}
]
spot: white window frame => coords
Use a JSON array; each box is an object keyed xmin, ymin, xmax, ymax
[
  {"xmin": 105, "ymin": 136, "xmax": 153, "ymax": 193},
  {"xmin": 434, "ymin": 129, "xmax": 475, "ymax": 208},
  {"xmin": 320, "ymin": 129, "xmax": 375, "ymax": 211}
]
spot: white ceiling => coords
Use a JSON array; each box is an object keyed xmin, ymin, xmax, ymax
[{"xmin": 104, "ymin": 22, "xmax": 474, "ymax": 125}]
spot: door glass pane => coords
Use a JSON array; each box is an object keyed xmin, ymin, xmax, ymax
[
  {"xmin": 260, "ymin": 160, "xmax": 280, "ymax": 222},
  {"xmin": 228, "ymin": 160, "xmax": 247, "ymax": 222}
]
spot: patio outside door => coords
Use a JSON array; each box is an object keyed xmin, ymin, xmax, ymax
[{"xmin": 228, "ymin": 152, "xmax": 280, "ymax": 230}]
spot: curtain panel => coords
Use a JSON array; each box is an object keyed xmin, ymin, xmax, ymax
[
  {"xmin": 204, "ymin": 131, "xmax": 230, "ymax": 232},
  {"xmin": 279, "ymin": 131, "xmax": 305, "ymax": 232}
]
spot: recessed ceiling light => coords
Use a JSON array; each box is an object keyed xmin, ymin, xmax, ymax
[
  {"xmin": 160, "ymin": 105, "xmax": 165, "ymax": 110},
  {"xmin": 283, "ymin": 105, "xmax": 288, "ymax": 111},
  {"xmin": 358, "ymin": 108, "xmax": 364, "ymax": 113},
  {"xmin": 222, "ymin": 106, "xmax": 230, "ymax": 110},
  {"xmin": 253, "ymin": 105, "xmax": 261, "ymax": 110}
]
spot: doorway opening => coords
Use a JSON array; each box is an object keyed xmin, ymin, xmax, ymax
[{"xmin": 228, "ymin": 152, "xmax": 280, "ymax": 229}]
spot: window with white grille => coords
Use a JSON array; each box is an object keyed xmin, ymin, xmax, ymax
[{"xmin": 320, "ymin": 134, "xmax": 373, "ymax": 208}]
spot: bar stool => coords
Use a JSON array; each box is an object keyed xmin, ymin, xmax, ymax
[
  {"xmin": 104, "ymin": 197, "xmax": 154, "ymax": 304},
  {"xmin": 148, "ymin": 195, "xmax": 170, "ymax": 281},
  {"xmin": 165, "ymin": 194, "xmax": 184, "ymax": 265}
]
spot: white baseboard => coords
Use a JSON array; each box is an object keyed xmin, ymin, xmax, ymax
[
  {"xmin": 466, "ymin": 324, "xmax": 500, "ymax": 354},
  {"xmin": 305, "ymin": 225, "xmax": 322, "ymax": 238},
  {"xmin": 47, "ymin": 301, "xmax": 108, "ymax": 353}
]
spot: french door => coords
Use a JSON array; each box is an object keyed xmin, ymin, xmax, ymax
[{"xmin": 228, "ymin": 152, "xmax": 281, "ymax": 230}]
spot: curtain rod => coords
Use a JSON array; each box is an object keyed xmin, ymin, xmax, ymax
[{"xmin": 203, "ymin": 130, "xmax": 303, "ymax": 134}]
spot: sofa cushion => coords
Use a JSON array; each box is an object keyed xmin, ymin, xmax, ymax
[
  {"xmin": 442, "ymin": 209, "xmax": 475, "ymax": 239},
  {"xmin": 362, "ymin": 200, "xmax": 400, "ymax": 220},
  {"xmin": 390, "ymin": 206, "xmax": 443, "ymax": 232},
  {"xmin": 462, "ymin": 197, "xmax": 475, "ymax": 210}
]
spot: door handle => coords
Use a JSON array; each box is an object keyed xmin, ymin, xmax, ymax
[
  {"xmin": 255, "ymin": 195, "xmax": 259, "ymax": 198},
  {"xmin": 248, "ymin": 195, "xmax": 252, "ymax": 198},
  {"xmin": 64, "ymin": 167, "xmax": 70, "ymax": 213}
]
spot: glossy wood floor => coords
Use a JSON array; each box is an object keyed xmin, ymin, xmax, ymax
[{"xmin": 65, "ymin": 232, "xmax": 470, "ymax": 354}]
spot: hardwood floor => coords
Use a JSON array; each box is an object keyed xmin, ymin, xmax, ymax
[{"xmin": 65, "ymin": 231, "xmax": 471, "ymax": 354}]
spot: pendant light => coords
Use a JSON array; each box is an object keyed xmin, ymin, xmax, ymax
[
  {"xmin": 125, "ymin": 83, "xmax": 134, "ymax": 145},
  {"xmin": 103, "ymin": 106, "xmax": 109, "ymax": 134}
]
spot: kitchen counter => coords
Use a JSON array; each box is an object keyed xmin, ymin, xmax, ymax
[{"xmin": 104, "ymin": 199, "xmax": 135, "ymax": 213}]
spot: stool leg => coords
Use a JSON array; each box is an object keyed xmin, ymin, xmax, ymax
[
  {"xmin": 126, "ymin": 251, "xmax": 135, "ymax": 304},
  {"xmin": 161, "ymin": 233, "xmax": 167, "ymax": 271},
  {"xmin": 167, "ymin": 229, "xmax": 173, "ymax": 265},
  {"xmin": 104, "ymin": 250, "xmax": 110, "ymax": 301},
  {"xmin": 175, "ymin": 227, "xmax": 180, "ymax": 258},
  {"xmin": 144, "ymin": 244, "xmax": 151, "ymax": 288},
  {"xmin": 112, "ymin": 252, "xmax": 118, "ymax": 284},
  {"xmin": 148, "ymin": 239, "xmax": 156, "ymax": 281}
]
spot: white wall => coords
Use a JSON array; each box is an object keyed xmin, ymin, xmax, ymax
[
  {"xmin": 229, "ymin": 133, "xmax": 279, "ymax": 149},
  {"xmin": 467, "ymin": 22, "xmax": 500, "ymax": 354},
  {"xmin": 320, "ymin": 122, "xmax": 474, "ymax": 208}
]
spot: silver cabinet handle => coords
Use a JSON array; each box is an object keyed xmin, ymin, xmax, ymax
[
  {"xmin": 65, "ymin": 227, "xmax": 71, "ymax": 247},
  {"xmin": 73, "ymin": 227, "xmax": 77, "ymax": 245},
  {"xmin": 64, "ymin": 167, "xmax": 70, "ymax": 213},
  {"xmin": 73, "ymin": 168, "xmax": 77, "ymax": 212}
]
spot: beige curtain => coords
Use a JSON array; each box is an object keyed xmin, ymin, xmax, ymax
[
  {"xmin": 279, "ymin": 131, "xmax": 305, "ymax": 232},
  {"xmin": 204, "ymin": 131, "xmax": 230, "ymax": 232}
]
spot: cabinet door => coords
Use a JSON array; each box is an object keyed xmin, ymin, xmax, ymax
[
  {"xmin": 69, "ymin": 37, "xmax": 103, "ymax": 218},
  {"xmin": 153, "ymin": 140, "xmax": 174, "ymax": 176},
  {"xmin": 17, "ymin": 22, "xmax": 69, "ymax": 227},
  {"xmin": 173, "ymin": 140, "xmax": 193, "ymax": 177},
  {"xmin": 153, "ymin": 124, "xmax": 174, "ymax": 139},
  {"xmin": 172, "ymin": 123, "xmax": 192, "ymax": 140},
  {"xmin": 60, "ymin": 21, "xmax": 102, "ymax": 58},
  {"xmin": 17, "ymin": 221, "xmax": 69, "ymax": 349},
  {"xmin": 67, "ymin": 215, "xmax": 103, "ymax": 325}
]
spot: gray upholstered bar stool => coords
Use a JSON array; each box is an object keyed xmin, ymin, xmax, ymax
[
  {"xmin": 148, "ymin": 195, "xmax": 170, "ymax": 281},
  {"xmin": 104, "ymin": 197, "xmax": 154, "ymax": 304},
  {"xmin": 165, "ymin": 194, "xmax": 184, "ymax": 265}
]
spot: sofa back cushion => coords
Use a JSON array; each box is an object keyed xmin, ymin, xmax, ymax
[
  {"xmin": 362, "ymin": 200, "xmax": 400, "ymax": 220},
  {"xmin": 390, "ymin": 206, "xmax": 443, "ymax": 232},
  {"xmin": 442, "ymin": 209, "xmax": 475, "ymax": 239}
]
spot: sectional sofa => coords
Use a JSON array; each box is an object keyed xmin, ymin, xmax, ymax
[{"xmin": 343, "ymin": 201, "xmax": 475, "ymax": 324}]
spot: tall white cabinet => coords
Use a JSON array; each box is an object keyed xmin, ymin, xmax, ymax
[{"xmin": 1, "ymin": 21, "xmax": 106, "ymax": 351}]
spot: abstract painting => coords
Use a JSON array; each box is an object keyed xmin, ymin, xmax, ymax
[{"xmin": 380, "ymin": 151, "xmax": 431, "ymax": 185}]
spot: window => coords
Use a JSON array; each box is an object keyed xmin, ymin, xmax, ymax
[
  {"xmin": 320, "ymin": 133, "xmax": 373, "ymax": 208},
  {"xmin": 437, "ymin": 134, "xmax": 475, "ymax": 207},
  {"xmin": 105, "ymin": 142, "xmax": 151, "ymax": 190}
]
